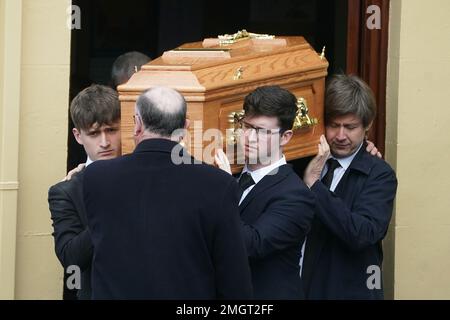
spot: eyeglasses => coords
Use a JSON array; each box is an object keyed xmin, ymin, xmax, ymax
[{"xmin": 239, "ymin": 119, "xmax": 281, "ymax": 136}]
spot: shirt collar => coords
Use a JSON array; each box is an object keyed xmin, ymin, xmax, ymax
[
  {"xmin": 85, "ymin": 156, "xmax": 94, "ymax": 167},
  {"xmin": 242, "ymin": 155, "xmax": 287, "ymax": 185},
  {"xmin": 332, "ymin": 142, "xmax": 364, "ymax": 170}
]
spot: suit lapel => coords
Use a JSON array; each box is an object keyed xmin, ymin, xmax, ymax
[
  {"xmin": 302, "ymin": 217, "xmax": 327, "ymax": 293},
  {"xmin": 333, "ymin": 142, "xmax": 371, "ymax": 197},
  {"xmin": 72, "ymin": 169, "xmax": 89, "ymax": 226},
  {"xmin": 303, "ymin": 167, "xmax": 350, "ymax": 292},
  {"xmin": 303, "ymin": 142, "xmax": 371, "ymax": 294},
  {"xmin": 238, "ymin": 165, "xmax": 290, "ymax": 212}
]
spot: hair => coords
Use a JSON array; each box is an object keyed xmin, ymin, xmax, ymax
[
  {"xmin": 243, "ymin": 85, "xmax": 298, "ymax": 132},
  {"xmin": 325, "ymin": 74, "xmax": 377, "ymax": 128},
  {"xmin": 136, "ymin": 87, "xmax": 187, "ymax": 137},
  {"xmin": 111, "ymin": 51, "xmax": 151, "ymax": 88},
  {"xmin": 70, "ymin": 84, "xmax": 120, "ymax": 131}
]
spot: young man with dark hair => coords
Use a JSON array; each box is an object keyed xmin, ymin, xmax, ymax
[
  {"xmin": 215, "ymin": 85, "xmax": 315, "ymax": 299},
  {"xmin": 48, "ymin": 84, "xmax": 121, "ymax": 299}
]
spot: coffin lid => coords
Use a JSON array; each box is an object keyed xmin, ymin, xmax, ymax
[{"xmin": 118, "ymin": 36, "xmax": 328, "ymax": 97}]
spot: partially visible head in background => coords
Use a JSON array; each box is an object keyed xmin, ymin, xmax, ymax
[{"xmin": 111, "ymin": 51, "xmax": 151, "ymax": 89}]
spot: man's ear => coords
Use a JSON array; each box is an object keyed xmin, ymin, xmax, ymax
[
  {"xmin": 280, "ymin": 129, "xmax": 293, "ymax": 146},
  {"xmin": 184, "ymin": 119, "xmax": 190, "ymax": 130},
  {"xmin": 365, "ymin": 121, "xmax": 373, "ymax": 137},
  {"xmin": 134, "ymin": 117, "xmax": 143, "ymax": 137},
  {"xmin": 72, "ymin": 128, "xmax": 83, "ymax": 145}
]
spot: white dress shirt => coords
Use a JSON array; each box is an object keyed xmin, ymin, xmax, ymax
[
  {"xmin": 239, "ymin": 155, "xmax": 287, "ymax": 205},
  {"xmin": 321, "ymin": 142, "xmax": 363, "ymax": 192},
  {"xmin": 85, "ymin": 156, "xmax": 94, "ymax": 167}
]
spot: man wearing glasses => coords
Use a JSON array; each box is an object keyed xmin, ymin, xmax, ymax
[{"xmin": 215, "ymin": 85, "xmax": 315, "ymax": 299}]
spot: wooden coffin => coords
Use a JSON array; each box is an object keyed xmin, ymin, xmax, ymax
[{"xmin": 118, "ymin": 35, "xmax": 328, "ymax": 173}]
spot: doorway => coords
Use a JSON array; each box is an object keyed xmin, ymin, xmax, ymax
[{"xmin": 68, "ymin": 0, "xmax": 388, "ymax": 171}]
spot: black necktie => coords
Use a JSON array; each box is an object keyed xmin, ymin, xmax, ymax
[
  {"xmin": 239, "ymin": 172, "xmax": 255, "ymax": 192},
  {"xmin": 321, "ymin": 158, "xmax": 341, "ymax": 189}
]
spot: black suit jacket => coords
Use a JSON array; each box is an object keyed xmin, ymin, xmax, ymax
[
  {"xmin": 83, "ymin": 139, "xmax": 253, "ymax": 299},
  {"xmin": 302, "ymin": 142, "xmax": 398, "ymax": 299},
  {"xmin": 48, "ymin": 170, "xmax": 92, "ymax": 299},
  {"xmin": 239, "ymin": 164, "xmax": 315, "ymax": 299}
]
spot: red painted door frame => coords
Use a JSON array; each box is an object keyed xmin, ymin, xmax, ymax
[{"xmin": 347, "ymin": 0, "xmax": 390, "ymax": 155}]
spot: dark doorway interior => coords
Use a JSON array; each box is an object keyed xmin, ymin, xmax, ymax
[{"xmin": 68, "ymin": 0, "xmax": 349, "ymax": 172}]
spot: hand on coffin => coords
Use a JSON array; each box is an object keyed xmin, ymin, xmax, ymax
[
  {"xmin": 62, "ymin": 163, "xmax": 85, "ymax": 181},
  {"xmin": 304, "ymin": 135, "xmax": 330, "ymax": 188},
  {"xmin": 366, "ymin": 140, "xmax": 382, "ymax": 158},
  {"xmin": 214, "ymin": 148, "xmax": 232, "ymax": 175}
]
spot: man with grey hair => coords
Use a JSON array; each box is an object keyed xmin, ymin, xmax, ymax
[{"xmin": 83, "ymin": 86, "xmax": 253, "ymax": 299}]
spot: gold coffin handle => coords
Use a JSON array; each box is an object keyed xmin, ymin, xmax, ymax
[
  {"xmin": 226, "ymin": 110, "xmax": 245, "ymax": 145},
  {"xmin": 292, "ymin": 97, "xmax": 318, "ymax": 130}
]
